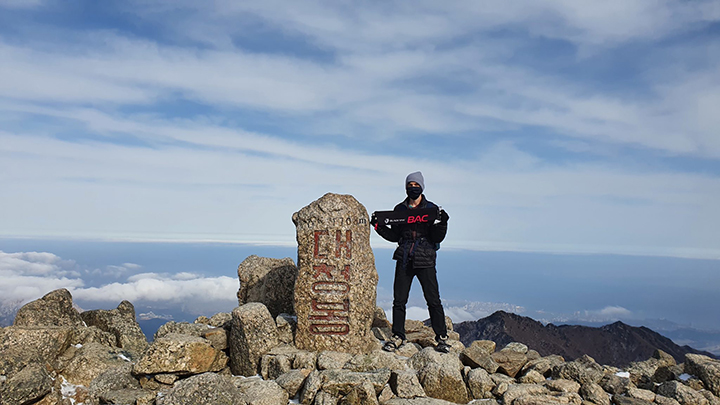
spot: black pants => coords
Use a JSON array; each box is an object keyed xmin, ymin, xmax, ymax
[{"xmin": 391, "ymin": 260, "xmax": 447, "ymax": 340}]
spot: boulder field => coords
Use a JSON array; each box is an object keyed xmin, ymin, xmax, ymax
[{"xmin": 2, "ymin": 287, "xmax": 720, "ymax": 405}]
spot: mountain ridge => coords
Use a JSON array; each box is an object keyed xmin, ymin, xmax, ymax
[{"xmin": 452, "ymin": 310, "xmax": 717, "ymax": 367}]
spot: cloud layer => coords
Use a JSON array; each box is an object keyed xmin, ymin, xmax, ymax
[{"xmin": 0, "ymin": 250, "xmax": 238, "ymax": 318}]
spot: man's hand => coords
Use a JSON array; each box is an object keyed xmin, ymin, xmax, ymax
[
  {"xmin": 439, "ymin": 209, "xmax": 449, "ymax": 223},
  {"xmin": 370, "ymin": 212, "xmax": 378, "ymax": 227}
]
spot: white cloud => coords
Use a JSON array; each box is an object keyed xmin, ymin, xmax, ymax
[
  {"xmin": 0, "ymin": 250, "xmax": 238, "ymax": 319},
  {"xmin": 592, "ymin": 306, "xmax": 633, "ymax": 319},
  {"xmin": 384, "ymin": 300, "xmax": 526, "ymax": 324},
  {"xmin": 71, "ymin": 275, "xmax": 238, "ymax": 304}
]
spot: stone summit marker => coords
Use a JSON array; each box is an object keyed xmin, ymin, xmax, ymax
[{"xmin": 292, "ymin": 193, "xmax": 379, "ymax": 353}]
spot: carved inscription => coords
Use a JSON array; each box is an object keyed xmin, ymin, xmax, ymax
[{"xmin": 310, "ymin": 229, "xmax": 353, "ymax": 335}]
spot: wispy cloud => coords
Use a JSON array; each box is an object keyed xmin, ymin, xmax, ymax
[{"xmin": 0, "ymin": 1, "xmax": 718, "ymax": 258}]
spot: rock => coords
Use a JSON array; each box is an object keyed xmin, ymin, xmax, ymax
[
  {"xmin": 292, "ymin": 193, "xmax": 378, "ymax": 353},
  {"xmin": 133, "ymin": 333, "xmax": 227, "ymax": 375},
  {"xmin": 340, "ymin": 381, "xmax": 379, "ymax": 405},
  {"xmin": 202, "ymin": 327, "xmax": 227, "ymax": 350},
  {"xmin": 395, "ymin": 343, "xmax": 421, "ymax": 358},
  {"xmin": 320, "ymin": 369, "xmax": 391, "ymax": 397},
  {"xmin": 502, "ymin": 384, "xmax": 549, "ymax": 405},
  {"xmin": 315, "ymin": 390, "xmax": 339, "ymax": 405},
  {"xmin": 58, "ymin": 342, "xmax": 130, "ymax": 386},
  {"xmin": 683, "ymin": 376, "xmax": 706, "ymax": 390},
  {"xmin": 390, "ymin": 370, "xmax": 425, "ymax": 398},
  {"xmin": 520, "ymin": 369, "xmax": 547, "ymax": 384},
  {"xmin": 0, "ymin": 326, "xmax": 73, "ymax": 376},
  {"xmin": 260, "ymin": 353, "xmax": 292, "ymax": 380},
  {"xmin": 656, "ymin": 381, "xmax": 709, "ymax": 405},
  {"xmin": 385, "ymin": 398, "xmax": 469, "ymax": 405},
  {"xmin": 553, "ymin": 356, "xmax": 604, "ymax": 385},
  {"xmin": 318, "ymin": 351, "xmax": 354, "ymax": 370},
  {"xmin": 526, "ymin": 350, "xmax": 542, "ymax": 361},
  {"xmin": 156, "ymin": 372, "xmax": 245, "ymax": 405},
  {"xmin": 700, "ymin": 391, "xmax": 720, "ymax": 405},
  {"xmin": 514, "ymin": 392, "xmax": 583, "ymax": 404},
  {"xmin": 379, "ymin": 383, "xmax": 395, "ymax": 403},
  {"xmin": 155, "ymin": 373, "xmax": 178, "ymax": 385},
  {"xmin": 154, "ymin": 321, "xmax": 211, "ymax": 340},
  {"xmin": 276, "ymin": 369, "xmax": 312, "ymax": 397},
  {"xmin": 70, "ymin": 325, "xmax": 116, "ymax": 347},
  {"xmin": 100, "ymin": 388, "xmax": 156, "ymax": 405},
  {"xmin": 490, "ymin": 372, "xmax": 516, "ymax": 385},
  {"xmin": 234, "ymin": 377, "xmax": 290, "ymax": 405},
  {"xmin": 523, "ymin": 355, "xmax": 565, "ymax": 377},
  {"xmin": 294, "ymin": 350, "xmax": 318, "ymax": 370},
  {"xmin": 626, "ymin": 351, "xmax": 675, "ymax": 390},
  {"xmin": 237, "ymin": 255, "xmax": 298, "ymax": 318},
  {"xmin": 276, "ymin": 313, "xmax": 297, "ymax": 345},
  {"xmin": 80, "ymin": 300, "xmax": 148, "ymax": 357},
  {"xmin": 344, "ymin": 350, "xmax": 406, "ymax": 372},
  {"xmin": 626, "ymin": 388, "xmax": 655, "ymax": 402},
  {"xmin": 685, "ymin": 354, "xmax": 720, "ymax": 397},
  {"xmin": 580, "ymin": 382, "xmax": 610, "ymax": 405},
  {"xmin": 417, "ymin": 362, "xmax": 470, "ymax": 404},
  {"xmin": 503, "ymin": 342, "xmax": 529, "ymax": 354},
  {"xmin": 373, "ymin": 326, "xmax": 393, "ymax": 342},
  {"xmin": 228, "ymin": 303, "xmax": 279, "ymax": 376},
  {"xmin": 654, "ymin": 396, "xmax": 682, "ymax": 405},
  {"xmin": 208, "ymin": 312, "xmax": 233, "ymax": 327},
  {"xmin": 300, "ymin": 369, "xmax": 322, "ymax": 405},
  {"xmin": 13, "ymin": 289, "xmax": 84, "ymax": 328},
  {"xmin": 612, "ymin": 397, "xmax": 654, "ymax": 405},
  {"xmin": 465, "ymin": 367, "xmax": 495, "ymax": 399},
  {"xmin": 654, "ymin": 364, "xmax": 683, "ymax": 384},
  {"xmin": 546, "ymin": 378, "xmax": 581, "ymax": 394},
  {"xmin": 491, "ymin": 349, "xmax": 528, "ymax": 377},
  {"xmin": 492, "ymin": 380, "xmax": 509, "ymax": 397},
  {"xmin": 599, "ymin": 374, "xmax": 634, "ymax": 395},
  {"xmin": 89, "ymin": 364, "xmax": 141, "ymax": 399},
  {"xmin": 373, "ymin": 307, "xmax": 392, "ymax": 329},
  {"xmin": 0, "ymin": 364, "xmax": 52, "ymax": 405},
  {"xmin": 460, "ymin": 340, "xmax": 497, "ymax": 370},
  {"xmin": 408, "ymin": 347, "xmax": 463, "ymax": 373}
]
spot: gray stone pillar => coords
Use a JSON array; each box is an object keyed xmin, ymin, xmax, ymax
[{"xmin": 292, "ymin": 193, "xmax": 378, "ymax": 353}]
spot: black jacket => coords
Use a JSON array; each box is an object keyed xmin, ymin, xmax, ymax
[{"xmin": 375, "ymin": 195, "xmax": 448, "ymax": 268}]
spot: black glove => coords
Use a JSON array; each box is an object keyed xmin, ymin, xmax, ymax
[
  {"xmin": 439, "ymin": 209, "xmax": 449, "ymax": 223},
  {"xmin": 370, "ymin": 212, "xmax": 378, "ymax": 227}
]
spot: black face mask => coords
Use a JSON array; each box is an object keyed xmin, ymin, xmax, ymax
[{"xmin": 406, "ymin": 186, "xmax": 422, "ymax": 200}]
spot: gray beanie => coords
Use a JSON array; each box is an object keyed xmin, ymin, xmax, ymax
[{"xmin": 405, "ymin": 171, "xmax": 425, "ymax": 191}]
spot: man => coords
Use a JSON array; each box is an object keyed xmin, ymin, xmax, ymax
[{"xmin": 371, "ymin": 171, "xmax": 451, "ymax": 353}]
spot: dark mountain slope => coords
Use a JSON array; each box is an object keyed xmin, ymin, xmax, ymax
[{"xmin": 453, "ymin": 311, "xmax": 716, "ymax": 367}]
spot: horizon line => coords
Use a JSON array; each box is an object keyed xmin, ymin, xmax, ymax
[{"xmin": 2, "ymin": 232, "xmax": 718, "ymax": 261}]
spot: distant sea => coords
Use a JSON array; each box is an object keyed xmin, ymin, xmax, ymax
[{"xmin": 2, "ymin": 238, "xmax": 719, "ymax": 353}]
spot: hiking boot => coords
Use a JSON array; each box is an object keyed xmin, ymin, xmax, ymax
[
  {"xmin": 435, "ymin": 335, "xmax": 451, "ymax": 353},
  {"xmin": 382, "ymin": 335, "xmax": 406, "ymax": 352}
]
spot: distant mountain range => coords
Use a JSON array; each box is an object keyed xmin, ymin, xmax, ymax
[{"xmin": 453, "ymin": 311, "xmax": 718, "ymax": 367}]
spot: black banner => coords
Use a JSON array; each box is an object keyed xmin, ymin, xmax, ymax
[{"xmin": 372, "ymin": 208, "xmax": 438, "ymax": 227}]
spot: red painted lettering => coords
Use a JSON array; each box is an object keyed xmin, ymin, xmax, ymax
[
  {"xmin": 335, "ymin": 230, "xmax": 352, "ymax": 259},
  {"xmin": 314, "ymin": 230, "xmax": 328, "ymax": 258}
]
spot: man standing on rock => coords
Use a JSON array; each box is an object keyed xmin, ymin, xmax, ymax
[{"xmin": 371, "ymin": 171, "xmax": 451, "ymax": 353}]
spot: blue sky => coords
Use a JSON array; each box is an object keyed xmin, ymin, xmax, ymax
[{"xmin": 1, "ymin": 1, "xmax": 719, "ymax": 260}]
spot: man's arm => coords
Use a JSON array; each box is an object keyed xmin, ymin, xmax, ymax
[
  {"xmin": 430, "ymin": 209, "xmax": 449, "ymax": 243},
  {"xmin": 371, "ymin": 212, "xmax": 401, "ymax": 242}
]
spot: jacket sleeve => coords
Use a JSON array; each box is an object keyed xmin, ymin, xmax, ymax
[{"xmin": 430, "ymin": 213, "xmax": 448, "ymax": 243}]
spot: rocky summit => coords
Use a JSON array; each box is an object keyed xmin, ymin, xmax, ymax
[
  {"xmin": 2, "ymin": 194, "xmax": 720, "ymax": 405},
  {"xmin": 3, "ymin": 287, "xmax": 720, "ymax": 405}
]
